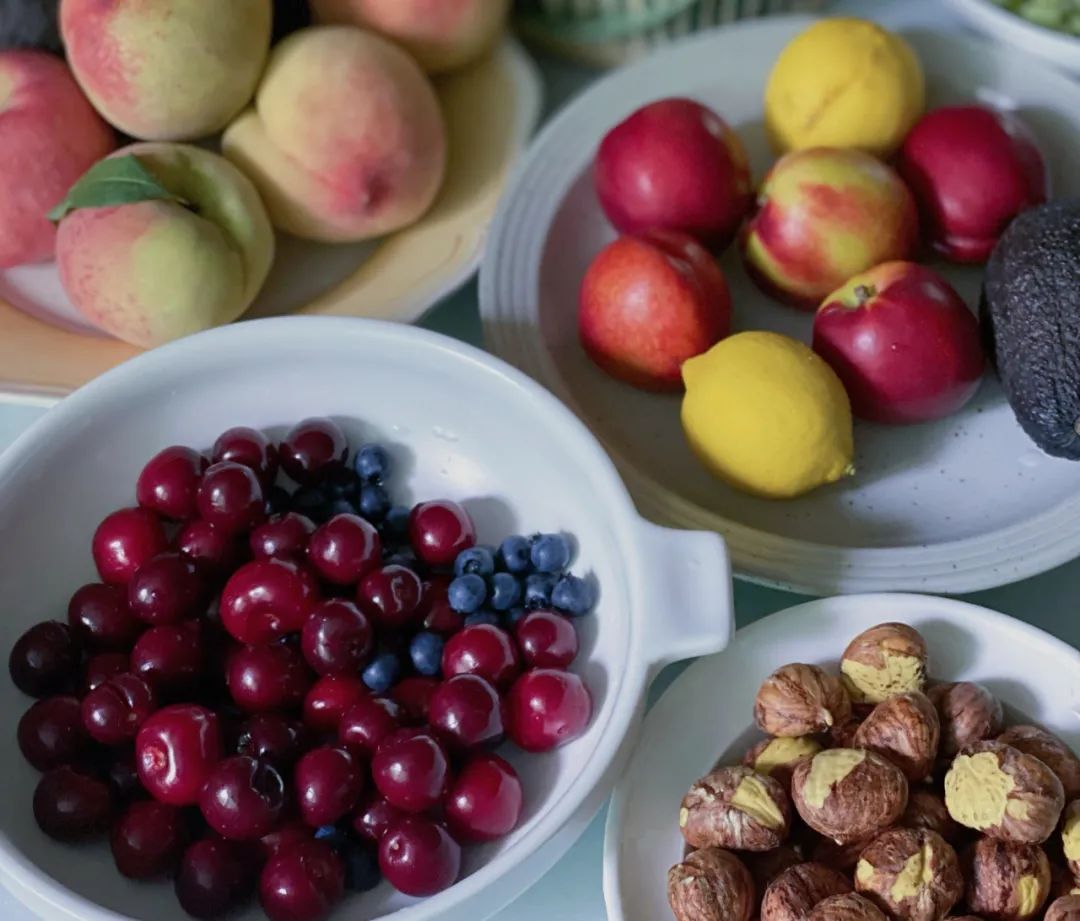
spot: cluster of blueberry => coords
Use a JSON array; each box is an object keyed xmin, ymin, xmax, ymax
[{"xmin": 8, "ymin": 418, "xmax": 595, "ymax": 921}]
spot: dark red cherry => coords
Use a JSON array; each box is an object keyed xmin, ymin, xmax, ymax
[
  {"xmin": 351, "ymin": 792, "xmax": 406, "ymax": 844},
  {"xmin": 506, "ymin": 668, "xmax": 592, "ymax": 753},
  {"xmin": 307, "ymin": 514, "xmax": 381, "ymax": 585},
  {"xmin": 300, "ymin": 599, "xmax": 373, "ymax": 677},
  {"xmin": 441, "ymin": 624, "xmax": 521, "ymax": 691},
  {"xmin": 127, "ymin": 552, "xmax": 204, "ymax": 625},
  {"xmin": 18, "ymin": 695, "xmax": 88, "ymax": 771},
  {"xmin": 227, "ymin": 643, "xmax": 311, "ymax": 714},
  {"xmin": 258, "ymin": 819, "xmax": 314, "ymax": 865},
  {"xmin": 136, "ymin": 703, "xmax": 222, "ymax": 806},
  {"xmin": 213, "ymin": 426, "xmax": 279, "ymax": 488},
  {"xmin": 259, "ymin": 840, "xmax": 344, "ymax": 921},
  {"xmin": 110, "ymin": 799, "xmax": 188, "ymax": 878},
  {"xmin": 391, "ymin": 676, "xmax": 439, "ymax": 725},
  {"xmin": 68, "ymin": 582, "xmax": 142, "ymax": 650},
  {"xmin": 177, "ymin": 519, "xmax": 240, "ymax": 578},
  {"xmin": 220, "ymin": 559, "xmax": 320, "ymax": 645},
  {"xmin": 427, "ymin": 674, "xmax": 505, "ymax": 751},
  {"xmin": 92, "ymin": 507, "xmax": 168, "ymax": 585},
  {"xmin": 278, "ymin": 418, "xmax": 348, "ymax": 486},
  {"xmin": 236, "ymin": 714, "xmax": 307, "ymax": 770},
  {"xmin": 294, "ymin": 746, "xmax": 364, "ymax": 828},
  {"xmin": 81, "ymin": 673, "xmax": 157, "ymax": 745},
  {"xmin": 303, "ymin": 674, "xmax": 367, "ymax": 735},
  {"xmin": 104, "ymin": 749, "xmax": 143, "ymax": 806},
  {"xmin": 378, "ymin": 816, "xmax": 460, "ymax": 897},
  {"xmin": 136, "ymin": 445, "xmax": 208, "ymax": 520},
  {"xmin": 445, "ymin": 753, "xmax": 523, "ymax": 842},
  {"xmin": 9, "ymin": 620, "xmax": 79, "ymax": 698},
  {"xmin": 176, "ymin": 837, "xmax": 257, "ymax": 919},
  {"xmin": 200, "ymin": 755, "xmax": 286, "ymax": 841},
  {"xmin": 408, "ymin": 500, "xmax": 476, "ymax": 567},
  {"xmin": 250, "ymin": 513, "xmax": 316, "ymax": 563},
  {"xmin": 419, "ymin": 576, "xmax": 464, "ymax": 635},
  {"xmin": 197, "ymin": 462, "xmax": 266, "ymax": 534},
  {"xmin": 82, "ymin": 652, "xmax": 130, "ymax": 693},
  {"xmin": 371, "ymin": 730, "xmax": 450, "ymax": 814},
  {"xmin": 338, "ymin": 695, "xmax": 401, "ymax": 758},
  {"xmin": 33, "ymin": 766, "xmax": 111, "ymax": 841},
  {"xmin": 356, "ymin": 565, "xmax": 423, "ymax": 630},
  {"xmin": 131, "ymin": 621, "xmax": 204, "ymax": 697},
  {"xmin": 515, "ymin": 610, "xmax": 579, "ymax": 669}
]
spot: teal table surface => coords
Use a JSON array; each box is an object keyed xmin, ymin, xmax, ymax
[{"xmin": 1, "ymin": 1, "xmax": 1076, "ymax": 918}]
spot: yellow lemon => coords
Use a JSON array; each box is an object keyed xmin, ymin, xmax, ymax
[
  {"xmin": 681, "ymin": 331, "xmax": 854, "ymax": 499},
  {"xmin": 764, "ymin": 18, "xmax": 925, "ymax": 158}
]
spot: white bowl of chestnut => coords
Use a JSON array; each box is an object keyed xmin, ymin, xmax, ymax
[{"xmin": 604, "ymin": 593, "xmax": 1080, "ymax": 921}]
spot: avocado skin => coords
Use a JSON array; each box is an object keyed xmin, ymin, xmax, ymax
[{"xmin": 981, "ymin": 199, "xmax": 1080, "ymax": 460}]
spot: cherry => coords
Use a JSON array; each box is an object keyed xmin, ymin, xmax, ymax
[
  {"xmin": 378, "ymin": 816, "xmax": 460, "ymax": 897},
  {"xmin": 427, "ymin": 674, "xmax": 505, "ymax": 751},
  {"xmin": 408, "ymin": 500, "xmax": 476, "ymax": 567},
  {"xmin": 278, "ymin": 418, "xmax": 348, "ymax": 485},
  {"xmin": 516, "ymin": 610, "xmax": 579, "ymax": 669},
  {"xmin": 371, "ymin": 730, "xmax": 450, "ymax": 814},
  {"xmin": 81, "ymin": 673, "xmax": 157, "ymax": 745},
  {"xmin": 338, "ymin": 695, "xmax": 401, "ymax": 758},
  {"xmin": 441, "ymin": 624, "xmax": 521, "ymax": 691},
  {"xmin": 356, "ymin": 564, "xmax": 423, "ymax": 630},
  {"xmin": 18, "ymin": 696, "xmax": 88, "ymax": 771},
  {"xmin": 250, "ymin": 513, "xmax": 316, "ymax": 563},
  {"xmin": 92, "ymin": 507, "xmax": 168, "ymax": 585},
  {"xmin": 136, "ymin": 445, "xmax": 208, "ymax": 520},
  {"xmin": 136, "ymin": 703, "xmax": 222, "ymax": 805},
  {"xmin": 131, "ymin": 621, "xmax": 204, "ymax": 697},
  {"xmin": 220, "ymin": 559, "xmax": 319, "ymax": 645},
  {"xmin": 197, "ymin": 462, "xmax": 266, "ymax": 535},
  {"xmin": 127, "ymin": 552, "xmax": 204, "ymax": 625},
  {"xmin": 259, "ymin": 840, "xmax": 345, "ymax": 921},
  {"xmin": 294, "ymin": 746, "xmax": 364, "ymax": 827},
  {"xmin": 9, "ymin": 620, "xmax": 79, "ymax": 697},
  {"xmin": 228, "ymin": 643, "xmax": 311, "ymax": 714},
  {"xmin": 33, "ymin": 767, "xmax": 111, "ymax": 841},
  {"xmin": 506, "ymin": 668, "xmax": 592, "ymax": 753},
  {"xmin": 303, "ymin": 674, "xmax": 367, "ymax": 734},
  {"xmin": 419, "ymin": 576, "xmax": 464, "ymax": 635},
  {"xmin": 300, "ymin": 599, "xmax": 373, "ymax": 676},
  {"xmin": 258, "ymin": 819, "xmax": 314, "ymax": 864},
  {"xmin": 68, "ymin": 582, "xmax": 142, "ymax": 650},
  {"xmin": 104, "ymin": 749, "xmax": 143, "ymax": 806},
  {"xmin": 82, "ymin": 652, "xmax": 130, "ymax": 693},
  {"xmin": 177, "ymin": 519, "xmax": 240, "ymax": 578},
  {"xmin": 200, "ymin": 755, "xmax": 286, "ymax": 841},
  {"xmin": 213, "ymin": 426, "xmax": 279, "ymax": 488},
  {"xmin": 176, "ymin": 837, "xmax": 257, "ymax": 920},
  {"xmin": 236, "ymin": 714, "xmax": 306, "ymax": 770},
  {"xmin": 445, "ymin": 753, "xmax": 523, "ymax": 843},
  {"xmin": 391, "ymin": 676, "xmax": 439, "ymax": 725},
  {"xmin": 351, "ymin": 792, "xmax": 406, "ymax": 844},
  {"xmin": 110, "ymin": 799, "xmax": 188, "ymax": 879},
  {"xmin": 307, "ymin": 514, "xmax": 381, "ymax": 586}
]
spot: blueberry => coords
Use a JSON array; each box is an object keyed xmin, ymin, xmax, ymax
[
  {"xmin": 358, "ymin": 484, "xmax": 391, "ymax": 522},
  {"xmin": 530, "ymin": 533, "xmax": 571, "ymax": 573},
  {"xmin": 524, "ymin": 573, "xmax": 557, "ymax": 609},
  {"xmin": 354, "ymin": 444, "xmax": 391, "ymax": 484},
  {"xmin": 265, "ymin": 485, "xmax": 292, "ymax": 516},
  {"xmin": 448, "ymin": 573, "xmax": 487, "ymax": 613},
  {"xmin": 323, "ymin": 467, "xmax": 361, "ymax": 500},
  {"xmin": 501, "ymin": 607, "xmax": 527, "ymax": 630},
  {"xmin": 454, "ymin": 546, "xmax": 495, "ymax": 577},
  {"xmin": 409, "ymin": 632, "xmax": 444, "ymax": 677},
  {"xmin": 291, "ymin": 486, "xmax": 329, "ymax": 522},
  {"xmin": 489, "ymin": 572, "xmax": 522, "ymax": 611},
  {"xmin": 498, "ymin": 535, "xmax": 532, "ymax": 574},
  {"xmin": 341, "ymin": 842, "xmax": 381, "ymax": 892},
  {"xmin": 383, "ymin": 549, "xmax": 420, "ymax": 571},
  {"xmin": 383, "ymin": 505, "xmax": 410, "ymax": 540},
  {"xmin": 362, "ymin": 652, "xmax": 400, "ymax": 694},
  {"xmin": 314, "ymin": 825, "xmax": 349, "ymax": 849},
  {"xmin": 464, "ymin": 610, "xmax": 499, "ymax": 628},
  {"xmin": 325, "ymin": 496, "xmax": 358, "ymax": 520},
  {"xmin": 551, "ymin": 574, "xmax": 595, "ymax": 616}
]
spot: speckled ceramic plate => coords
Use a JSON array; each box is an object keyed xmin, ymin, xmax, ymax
[
  {"xmin": 0, "ymin": 38, "xmax": 542, "ymax": 401},
  {"xmin": 479, "ymin": 15, "xmax": 1080, "ymax": 595}
]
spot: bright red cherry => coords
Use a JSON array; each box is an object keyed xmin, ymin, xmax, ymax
[
  {"xmin": 515, "ymin": 610, "xmax": 579, "ymax": 669},
  {"xmin": 92, "ymin": 507, "xmax": 168, "ymax": 586},
  {"xmin": 250, "ymin": 513, "xmax": 316, "ymax": 563},
  {"xmin": 300, "ymin": 599, "xmax": 373, "ymax": 676},
  {"xmin": 507, "ymin": 668, "xmax": 592, "ymax": 753},
  {"xmin": 213, "ymin": 426, "xmax": 279, "ymax": 487},
  {"xmin": 111, "ymin": 800, "xmax": 188, "ymax": 879},
  {"xmin": 136, "ymin": 446, "xmax": 208, "ymax": 520},
  {"xmin": 379, "ymin": 816, "xmax": 460, "ymax": 897},
  {"xmin": 278, "ymin": 418, "xmax": 348, "ymax": 486},
  {"xmin": 356, "ymin": 565, "xmax": 422, "ymax": 630},
  {"xmin": 236, "ymin": 714, "xmax": 307, "ymax": 770},
  {"xmin": 427, "ymin": 674, "xmax": 505, "ymax": 751},
  {"xmin": 220, "ymin": 559, "xmax": 320, "ymax": 645},
  {"xmin": 419, "ymin": 576, "xmax": 464, "ymax": 635},
  {"xmin": 68, "ymin": 582, "xmax": 142, "ymax": 650},
  {"xmin": 294, "ymin": 746, "xmax": 365, "ymax": 827},
  {"xmin": 259, "ymin": 840, "xmax": 345, "ymax": 921},
  {"xmin": 445, "ymin": 753, "xmax": 523, "ymax": 842},
  {"xmin": 127, "ymin": 552, "xmax": 204, "ymax": 625},
  {"xmin": 82, "ymin": 652, "xmax": 130, "ymax": 693},
  {"xmin": 303, "ymin": 675, "xmax": 367, "ymax": 734},
  {"xmin": 308, "ymin": 514, "xmax": 381, "ymax": 585},
  {"xmin": 197, "ymin": 462, "xmax": 266, "ymax": 534},
  {"xmin": 131, "ymin": 621, "xmax": 204, "ymax": 698},
  {"xmin": 371, "ymin": 730, "xmax": 450, "ymax": 814},
  {"xmin": 81, "ymin": 673, "xmax": 157, "ymax": 745},
  {"xmin": 18, "ymin": 696, "xmax": 88, "ymax": 771},
  {"xmin": 177, "ymin": 519, "xmax": 240, "ymax": 578},
  {"xmin": 9, "ymin": 620, "xmax": 79, "ymax": 697},
  {"xmin": 408, "ymin": 500, "xmax": 476, "ymax": 567},
  {"xmin": 175, "ymin": 837, "xmax": 257, "ymax": 920},
  {"xmin": 338, "ymin": 695, "xmax": 401, "ymax": 758},
  {"xmin": 227, "ymin": 643, "xmax": 311, "ymax": 714},
  {"xmin": 33, "ymin": 767, "xmax": 111, "ymax": 841},
  {"xmin": 441, "ymin": 624, "xmax": 521, "ymax": 691},
  {"xmin": 351, "ymin": 792, "xmax": 406, "ymax": 844},
  {"xmin": 391, "ymin": 676, "xmax": 439, "ymax": 724},
  {"xmin": 136, "ymin": 704, "xmax": 222, "ymax": 805},
  {"xmin": 200, "ymin": 755, "xmax": 286, "ymax": 841}
]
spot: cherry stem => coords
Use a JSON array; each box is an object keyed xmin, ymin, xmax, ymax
[{"xmin": 853, "ymin": 284, "xmax": 876, "ymax": 307}]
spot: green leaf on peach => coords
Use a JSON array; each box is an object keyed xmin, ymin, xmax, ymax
[{"xmin": 47, "ymin": 155, "xmax": 188, "ymax": 222}]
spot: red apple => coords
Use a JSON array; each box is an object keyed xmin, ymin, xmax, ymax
[
  {"xmin": 594, "ymin": 98, "xmax": 752, "ymax": 251},
  {"xmin": 897, "ymin": 105, "xmax": 1047, "ymax": 264},
  {"xmin": 578, "ymin": 230, "xmax": 731, "ymax": 391},
  {"xmin": 813, "ymin": 261, "xmax": 984, "ymax": 424}
]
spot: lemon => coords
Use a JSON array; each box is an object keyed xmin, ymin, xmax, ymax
[
  {"xmin": 681, "ymin": 332, "xmax": 855, "ymax": 499},
  {"xmin": 764, "ymin": 18, "xmax": 925, "ymax": 158}
]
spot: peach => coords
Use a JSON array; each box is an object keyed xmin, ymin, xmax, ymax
[
  {"xmin": 60, "ymin": 0, "xmax": 272, "ymax": 141},
  {"xmin": 222, "ymin": 26, "xmax": 446, "ymax": 244},
  {"xmin": 0, "ymin": 50, "xmax": 114, "ymax": 268},
  {"xmin": 56, "ymin": 143, "xmax": 274, "ymax": 348},
  {"xmin": 310, "ymin": 0, "xmax": 509, "ymax": 73}
]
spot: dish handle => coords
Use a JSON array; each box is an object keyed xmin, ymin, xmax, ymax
[{"xmin": 633, "ymin": 520, "xmax": 734, "ymax": 681}]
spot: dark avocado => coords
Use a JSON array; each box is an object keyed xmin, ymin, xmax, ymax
[{"xmin": 981, "ymin": 199, "xmax": 1080, "ymax": 459}]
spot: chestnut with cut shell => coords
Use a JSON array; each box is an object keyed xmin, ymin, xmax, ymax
[
  {"xmin": 854, "ymin": 827, "xmax": 963, "ymax": 921},
  {"xmin": 1064, "ymin": 799, "xmax": 1080, "ymax": 877},
  {"xmin": 900, "ymin": 786, "xmax": 960, "ymax": 843},
  {"xmin": 1046, "ymin": 895, "xmax": 1080, "ymax": 921},
  {"xmin": 963, "ymin": 836, "xmax": 1051, "ymax": 921},
  {"xmin": 997, "ymin": 725, "xmax": 1080, "ymax": 801},
  {"xmin": 840, "ymin": 623, "xmax": 927, "ymax": 705},
  {"xmin": 760, "ymin": 862, "xmax": 852, "ymax": 921},
  {"xmin": 667, "ymin": 847, "xmax": 755, "ymax": 921},
  {"xmin": 755, "ymin": 664, "xmax": 852, "ymax": 738},
  {"xmin": 744, "ymin": 736, "xmax": 822, "ymax": 792},
  {"xmin": 928, "ymin": 681, "xmax": 1003, "ymax": 760},
  {"xmin": 853, "ymin": 691, "xmax": 940, "ymax": 781},
  {"xmin": 744, "ymin": 845, "xmax": 803, "ymax": 892},
  {"xmin": 680, "ymin": 765, "xmax": 791, "ymax": 852},
  {"xmin": 807, "ymin": 892, "xmax": 888, "ymax": 921}
]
